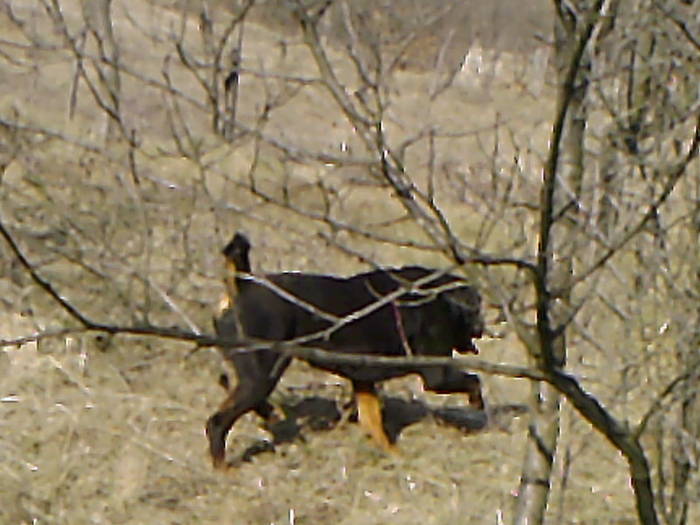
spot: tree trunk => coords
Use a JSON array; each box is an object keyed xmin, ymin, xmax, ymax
[
  {"xmin": 513, "ymin": 2, "xmax": 590, "ymax": 523},
  {"xmin": 513, "ymin": 358, "xmax": 563, "ymax": 524},
  {"xmin": 81, "ymin": 0, "xmax": 120, "ymax": 142},
  {"xmin": 669, "ymin": 173, "xmax": 700, "ymax": 525}
]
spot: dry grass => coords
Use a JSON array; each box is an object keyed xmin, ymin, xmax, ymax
[{"xmin": 1, "ymin": 321, "xmax": 637, "ymax": 524}]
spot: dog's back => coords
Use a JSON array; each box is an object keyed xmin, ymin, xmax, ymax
[{"xmin": 223, "ymin": 266, "xmax": 481, "ymax": 360}]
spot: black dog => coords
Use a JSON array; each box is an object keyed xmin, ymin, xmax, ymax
[{"xmin": 207, "ymin": 232, "xmax": 485, "ymax": 468}]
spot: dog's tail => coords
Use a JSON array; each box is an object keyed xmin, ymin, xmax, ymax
[{"xmin": 220, "ymin": 232, "xmax": 252, "ymax": 310}]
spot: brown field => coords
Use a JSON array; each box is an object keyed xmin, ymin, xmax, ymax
[{"xmin": 0, "ymin": 1, "xmax": 668, "ymax": 523}]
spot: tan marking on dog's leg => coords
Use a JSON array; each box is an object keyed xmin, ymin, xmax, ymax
[
  {"xmin": 356, "ymin": 391, "xmax": 397, "ymax": 453},
  {"xmin": 216, "ymin": 294, "xmax": 231, "ymax": 317},
  {"xmin": 224, "ymin": 260, "xmax": 239, "ymax": 302}
]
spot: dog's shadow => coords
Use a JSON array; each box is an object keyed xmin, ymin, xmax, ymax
[{"xmin": 235, "ymin": 394, "xmax": 528, "ymax": 464}]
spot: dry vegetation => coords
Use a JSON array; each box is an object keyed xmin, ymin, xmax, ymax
[{"xmin": 1, "ymin": 0, "xmax": 698, "ymax": 524}]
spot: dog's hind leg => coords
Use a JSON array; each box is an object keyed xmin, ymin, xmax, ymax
[
  {"xmin": 207, "ymin": 352, "xmax": 291, "ymax": 469},
  {"xmin": 207, "ymin": 387, "xmax": 260, "ymax": 469}
]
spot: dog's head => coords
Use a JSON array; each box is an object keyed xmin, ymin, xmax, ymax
[{"xmin": 442, "ymin": 285, "xmax": 484, "ymax": 354}]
